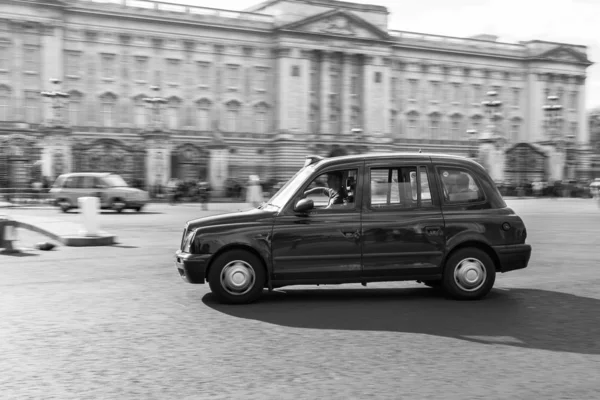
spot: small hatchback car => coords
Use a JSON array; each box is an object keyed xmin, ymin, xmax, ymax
[
  {"xmin": 175, "ymin": 153, "xmax": 531, "ymax": 304},
  {"xmin": 50, "ymin": 172, "xmax": 149, "ymax": 213}
]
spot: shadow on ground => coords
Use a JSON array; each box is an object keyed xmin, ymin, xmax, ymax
[
  {"xmin": 0, "ymin": 250, "xmax": 40, "ymax": 257},
  {"xmin": 203, "ymin": 287, "xmax": 600, "ymax": 355}
]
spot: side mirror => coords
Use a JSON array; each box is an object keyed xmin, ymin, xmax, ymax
[{"xmin": 294, "ymin": 198, "xmax": 314, "ymax": 213}]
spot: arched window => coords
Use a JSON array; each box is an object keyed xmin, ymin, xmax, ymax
[
  {"xmin": 0, "ymin": 86, "xmax": 10, "ymax": 121},
  {"xmin": 197, "ymin": 99, "xmax": 212, "ymax": 131},
  {"xmin": 254, "ymin": 103, "xmax": 269, "ymax": 134},
  {"xmin": 226, "ymin": 100, "xmax": 241, "ymax": 132},
  {"xmin": 100, "ymin": 93, "xmax": 117, "ymax": 127}
]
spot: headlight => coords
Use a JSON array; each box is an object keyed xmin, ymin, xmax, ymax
[{"xmin": 183, "ymin": 231, "xmax": 196, "ymax": 253}]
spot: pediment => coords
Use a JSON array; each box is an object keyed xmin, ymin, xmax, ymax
[
  {"xmin": 278, "ymin": 10, "xmax": 389, "ymax": 41},
  {"xmin": 534, "ymin": 46, "xmax": 592, "ymax": 65}
]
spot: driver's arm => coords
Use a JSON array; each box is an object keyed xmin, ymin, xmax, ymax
[{"xmin": 303, "ymin": 187, "xmax": 330, "ymax": 197}]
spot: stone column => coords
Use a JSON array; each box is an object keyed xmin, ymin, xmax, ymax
[
  {"xmin": 576, "ymin": 75, "xmax": 588, "ymax": 145},
  {"xmin": 299, "ymin": 50, "xmax": 312, "ymax": 134},
  {"xmin": 319, "ymin": 50, "xmax": 331, "ymax": 135},
  {"xmin": 143, "ymin": 135, "xmax": 171, "ymax": 189},
  {"xmin": 526, "ymin": 72, "xmax": 543, "ymax": 143},
  {"xmin": 382, "ymin": 57, "xmax": 392, "ymax": 136},
  {"xmin": 41, "ymin": 23, "xmax": 62, "ymax": 123},
  {"xmin": 274, "ymin": 47, "xmax": 292, "ymax": 132},
  {"xmin": 362, "ymin": 55, "xmax": 374, "ymax": 137},
  {"xmin": 340, "ymin": 52, "xmax": 352, "ymax": 136}
]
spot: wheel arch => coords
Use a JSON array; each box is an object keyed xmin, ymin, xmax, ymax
[
  {"xmin": 442, "ymin": 240, "xmax": 501, "ymax": 274},
  {"xmin": 205, "ymin": 244, "xmax": 271, "ymax": 288}
]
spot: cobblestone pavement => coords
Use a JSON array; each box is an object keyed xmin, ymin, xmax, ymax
[{"xmin": 2, "ymin": 199, "xmax": 600, "ymax": 399}]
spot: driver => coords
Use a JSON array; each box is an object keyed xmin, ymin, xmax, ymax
[{"xmin": 303, "ymin": 171, "xmax": 347, "ymax": 208}]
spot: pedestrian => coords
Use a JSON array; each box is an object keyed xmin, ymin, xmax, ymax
[
  {"xmin": 198, "ymin": 181, "xmax": 210, "ymax": 211},
  {"xmin": 246, "ymin": 175, "xmax": 263, "ymax": 207}
]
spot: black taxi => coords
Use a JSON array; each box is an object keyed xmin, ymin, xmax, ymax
[{"xmin": 175, "ymin": 153, "xmax": 531, "ymax": 304}]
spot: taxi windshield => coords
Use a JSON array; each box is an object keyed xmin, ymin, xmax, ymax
[{"xmin": 263, "ymin": 165, "xmax": 316, "ymax": 210}]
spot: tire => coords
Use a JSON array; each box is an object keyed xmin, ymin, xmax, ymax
[
  {"xmin": 208, "ymin": 249, "xmax": 266, "ymax": 305},
  {"xmin": 442, "ymin": 247, "xmax": 496, "ymax": 300},
  {"xmin": 57, "ymin": 199, "xmax": 71, "ymax": 213},
  {"xmin": 111, "ymin": 198, "xmax": 126, "ymax": 213},
  {"xmin": 134, "ymin": 206, "xmax": 143, "ymax": 212}
]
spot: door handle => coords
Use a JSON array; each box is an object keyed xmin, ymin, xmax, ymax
[{"xmin": 424, "ymin": 226, "xmax": 442, "ymax": 236}]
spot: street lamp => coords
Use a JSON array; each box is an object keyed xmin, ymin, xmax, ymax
[
  {"xmin": 542, "ymin": 95, "xmax": 563, "ymax": 140},
  {"xmin": 481, "ymin": 90, "xmax": 503, "ymax": 138},
  {"xmin": 41, "ymin": 78, "xmax": 69, "ymax": 126},
  {"xmin": 143, "ymin": 85, "xmax": 168, "ymax": 131}
]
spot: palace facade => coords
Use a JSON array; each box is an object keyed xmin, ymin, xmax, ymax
[{"xmin": 0, "ymin": 0, "xmax": 596, "ymax": 193}]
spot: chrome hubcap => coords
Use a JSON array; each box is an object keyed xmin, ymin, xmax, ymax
[
  {"xmin": 454, "ymin": 257, "xmax": 486, "ymax": 292},
  {"xmin": 220, "ymin": 260, "xmax": 255, "ymax": 296}
]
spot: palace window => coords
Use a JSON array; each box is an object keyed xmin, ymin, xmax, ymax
[
  {"xmin": 134, "ymin": 56, "xmax": 148, "ymax": 81},
  {"xmin": 0, "ymin": 42, "xmax": 10, "ymax": 70},
  {"xmin": 24, "ymin": 91, "xmax": 39, "ymax": 123},
  {"xmin": 134, "ymin": 98, "xmax": 147, "ymax": 128},
  {"xmin": 68, "ymin": 93, "xmax": 83, "ymax": 126},
  {"xmin": 571, "ymin": 122, "xmax": 578, "ymax": 137},
  {"xmin": 390, "ymin": 110, "xmax": 397, "ymax": 134},
  {"xmin": 472, "ymin": 84, "xmax": 481, "ymax": 103},
  {"xmin": 101, "ymin": 54, "xmax": 116, "ymax": 79},
  {"xmin": 197, "ymin": 99, "xmax": 211, "ymax": 131},
  {"xmin": 167, "ymin": 98, "xmax": 181, "ymax": 130},
  {"xmin": 255, "ymin": 67, "xmax": 268, "ymax": 91},
  {"xmin": 291, "ymin": 65, "xmax": 300, "ymax": 77},
  {"xmin": 429, "ymin": 114, "xmax": 440, "ymax": 138},
  {"xmin": 66, "ymin": 51, "xmax": 81, "ymax": 76},
  {"xmin": 570, "ymin": 91, "xmax": 578, "ymax": 109},
  {"xmin": 197, "ymin": 62, "xmax": 211, "ymax": 87},
  {"xmin": 407, "ymin": 111, "xmax": 419, "ymax": 138},
  {"xmin": 100, "ymin": 94, "xmax": 117, "ymax": 127},
  {"xmin": 0, "ymin": 86, "xmax": 10, "ymax": 121},
  {"xmin": 226, "ymin": 101, "xmax": 241, "ymax": 132},
  {"xmin": 510, "ymin": 120, "xmax": 521, "ymax": 142},
  {"xmin": 453, "ymin": 83, "xmax": 461, "ymax": 103},
  {"xmin": 408, "ymin": 79, "xmax": 418, "ymax": 100},
  {"xmin": 23, "ymin": 46, "xmax": 39, "ymax": 73},
  {"xmin": 430, "ymin": 81, "xmax": 440, "ymax": 100},
  {"xmin": 450, "ymin": 115, "xmax": 461, "ymax": 140},
  {"xmin": 254, "ymin": 103, "xmax": 268, "ymax": 134},
  {"xmin": 512, "ymin": 88, "xmax": 520, "ymax": 107},
  {"xmin": 226, "ymin": 65, "xmax": 240, "ymax": 89},
  {"xmin": 166, "ymin": 59, "xmax": 180, "ymax": 83},
  {"xmin": 310, "ymin": 104, "xmax": 319, "ymax": 134},
  {"xmin": 374, "ymin": 71, "xmax": 381, "ymax": 83},
  {"xmin": 391, "ymin": 77, "xmax": 397, "ymax": 103}
]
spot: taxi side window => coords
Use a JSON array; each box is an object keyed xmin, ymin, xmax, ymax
[
  {"xmin": 370, "ymin": 166, "xmax": 433, "ymax": 209},
  {"xmin": 438, "ymin": 168, "xmax": 485, "ymax": 203}
]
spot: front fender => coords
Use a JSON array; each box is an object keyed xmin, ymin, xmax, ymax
[{"xmin": 191, "ymin": 222, "xmax": 273, "ymax": 274}]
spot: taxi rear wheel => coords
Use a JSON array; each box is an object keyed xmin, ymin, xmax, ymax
[
  {"xmin": 442, "ymin": 248, "xmax": 496, "ymax": 300},
  {"xmin": 208, "ymin": 249, "xmax": 266, "ymax": 305}
]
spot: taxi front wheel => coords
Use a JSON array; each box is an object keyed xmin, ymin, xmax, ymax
[
  {"xmin": 208, "ymin": 249, "xmax": 266, "ymax": 305},
  {"xmin": 442, "ymin": 248, "xmax": 496, "ymax": 300}
]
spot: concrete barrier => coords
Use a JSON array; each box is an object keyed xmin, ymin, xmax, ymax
[{"xmin": 0, "ymin": 217, "xmax": 19, "ymax": 253}]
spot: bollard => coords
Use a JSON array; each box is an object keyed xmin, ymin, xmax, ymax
[
  {"xmin": 0, "ymin": 219, "xmax": 19, "ymax": 253},
  {"xmin": 78, "ymin": 196, "xmax": 100, "ymax": 237}
]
